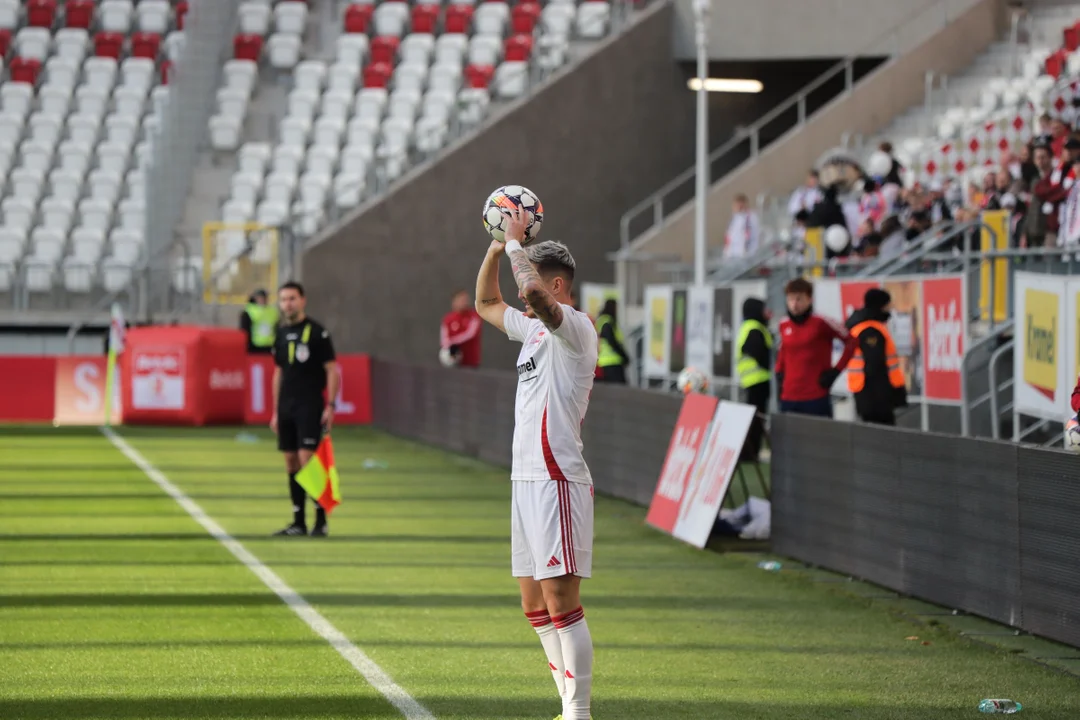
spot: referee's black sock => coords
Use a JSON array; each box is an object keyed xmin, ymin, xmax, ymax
[
  {"xmin": 314, "ymin": 505, "xmax": 327, "ymax": 529},
  {"xmin": 288, "ymin": 472, "xmax": 306, "ymax": 527}
]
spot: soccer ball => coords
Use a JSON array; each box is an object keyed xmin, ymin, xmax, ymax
[
  {"xmin": 676, "ymin": 367, "xmax": 709, "ymax": 395},
  {"xmin": 482, "ymin": 185, "xmax": 544, "ymax": 244},
  {"xmin": 1065, "ymin": 414, "xmax": 1080, "ymax": 453}
]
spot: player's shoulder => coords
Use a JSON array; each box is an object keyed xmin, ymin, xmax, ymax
[
  {"xmin": 563, "ymin": 306, "xmax": 595, "ymax": 329},
  {"xmin": 307, "ymin": 318, "xmax": 331, "ymax": 339},
  {"xmin": 815, "ymin": 313, "xmax": 846, "ymax": 334}
]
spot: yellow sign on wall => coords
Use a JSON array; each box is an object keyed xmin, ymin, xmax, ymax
[
  {"xmin": 803, "ymin": 227, "xmax": 824, "ymax": 278},
  {"xmin": 1022, "ymin": 287, "xmax": 1059, "ymax": 400},
  {"xmin": 980, "ymin": 210, "xmax": 1009, "ymax": 323}
]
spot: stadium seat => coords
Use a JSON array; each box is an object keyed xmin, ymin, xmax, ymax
[
  {"xmin": 164, "ymin": 31, "xmax": 185, "ymax": 63},
  {"xmin": 268, "ymin": 33, "xmax": 300, "ymax": 68},
  {"xmin": 0, "ymin": 28, "xmax": 12, "ymax": 57},
  {"xmin": 327, "ymin": 62, "xmax": 359, "ymax": 94},
  {"xmin": 435, "ymin": 33, "xmax": 468, "ymax": 64},
  {"xmin": 101, "ymin": 257, "xmax": 133, "ymax": 291},
  {"xmin": 238, "ymin": 142, "xmax": 272, "ymax": 175},
  {"xmin": 444, "ymin": 4, "xmax": 473, "ymax": 34},
  {"xmin": 65, "ymin": 0, "xmax": 95, "ymax": 30},
  {"xmin": 321, "ymin": 90, "xmax": 353, "ymax": 122},
  {"xmin": 209, "ymin": 115, "xmax": 242, "ymax": 150},
  {"xmin": 344, "ymin": 3, "xmax": 374, "ymax": 34},
  {"xmin": 172, "ymin": 257, "xmax": 201, "ymax": 294},
  {"xmin": 274, "ymin": 1, "xmax": 307, "ymax": 35},
  {"xmin": 401, "ymin": 33, "xmax": 435, "ymax": 65},
  {"xmin": 494, "ymin": 60, "xmax": 527, "ymax": 98},
  {"xmin": 99, "ymin": 0, "xmax": 133, "ymax": 34},
  {"xmin": 16, "ymin": 27, "xmax": 51, "ymax": 61},
  {"xmin": 336, "ymin": 34, "xmax": 368, "ymax": 66},
  {"xmin": 175, "ymin": 1, "xmax": 189, "ymax": 30},
  {"xmin": 411, "ymin": 5, "xmax": 439, "ymax": 34},
  {"xmin": 131, "ymin": 32, "xmax": 162, "ymax": 60},
  {"xmin": 468, "ymin": 34, "xmax": 501, "ymax": 66},
  {"xmin": 504, "ymin": 34, "xmax": 533, "ymax": 62},
  {"xmin": 576, "ymin": 2, "xmax": 610, "ymax": 39},
  {"xmin": 542, "ymin": 4, "xmax": 575, "ymax": 36},
  {"xmin": 31, "ymin": 227, "xmax": 65, "ymax": 263},
  {"xmin": 465, "ymin": 63, "xmax": 494, "ymax": 89},
  {"xmin": 370, "ymin": 36, "xmax": 399, "ymax": 65},
  {"xmin": 373, "ymin": 2, "xmax": 408, "ymax": 37},
  {"xmin": 0, "ymin": 0, "xmax": 18, "ymax": 30},
  {"xmin": 94, "ymin": 32, "xmax": 124, "ymax": 59},
  {"xmin": 512, "ymin": 2, "xmax": 541, "ymax": 34},
  {"xmin": 136, "ymin": 0, "xmax": 170, "ymax": 34},
  {"xmin": 25, "ymin": 257, "xmax": 56, "ymax": 293},
  {"xmin": 239, "ymin": 2, "xmax": 272, "ymax": 35},
  {"xmin": 474, "ymin": 3, "xmax": 509, "ymax": 35},
  {"xmin": 10, "ymin": 56, "xmax": 43, "ymax": 84},
  {"xmin": 62, "ymin": 256, "xmax": 95, "ymax": 292},
  {"xmin": 27, "ymin": 0, "xmax": 58, "ymax": 29},
  {"xmin": 233, "ymin": 33, "xmax": 263, "ymax": 61},
  {"xmin": 363, "ymin": 61, "xmax": 392, "ymax": 89},
  {"xmin": 294, "ymin": 60, "xmax": 326, "ymax": 91}
]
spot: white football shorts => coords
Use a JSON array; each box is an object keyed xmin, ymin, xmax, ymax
[{"xmin": 511, "ymin": 480, "xmax": 594, "ymax": 580}]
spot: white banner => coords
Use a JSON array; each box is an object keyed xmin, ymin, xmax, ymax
[
  {"xmin": 1013, "ymin": 272, "xmax": 1069, "ymax": 420},
  {"xmin": 685, "ymin": 285, "xmax": 714, "ymax": 374},
  {"xmin": 672, "ymin": 401, "xmax": 756, "ymax": 549},
  {"xmin": 643, "ymin": 285, "xmax": 672, "ymax": 378},
  {"xmin": 131, "ymin": 346, "xmax": 186, "ymax": 410}
]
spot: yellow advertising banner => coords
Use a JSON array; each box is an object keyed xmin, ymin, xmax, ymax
[
  {"xmin": 1022, "ymin": 287, "xmax": 1060, "ymax": 401},
  {"xmin": 980, "ymin": 210, "xmax": 1009, "ymax": 324},
  {"xmin": 803, "ymin": 227, "xmax": 824, "ymax": 278}
]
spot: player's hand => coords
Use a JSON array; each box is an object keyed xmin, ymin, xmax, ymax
[
  {"xmin": 487, "ymin": 239, "xmax": 505, "ymax": 256},
  {"xmin": 321, "ymin": 405, "xmax": 335, "ymax": 431},
  {"xmin": 502, "ymin": 203, "xmax": 528, "ymax": 244},
  {"xmin": 270, "ymin": 413, "xmax": 278, "ymax": 434}
]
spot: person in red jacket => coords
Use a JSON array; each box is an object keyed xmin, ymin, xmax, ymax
[
  {"xmin": 441, "ymin": 290, "xmax": 482, "ymax": 367},
  {"xmin": 774, "ymin": 277, "xmax": 856, "ymax": 417}
]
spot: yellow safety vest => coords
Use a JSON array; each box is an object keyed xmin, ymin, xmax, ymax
[
  {"xmin": 735, "ymin": 319, "xmax": 772, "ymax": 388},
  {"xmin": 245, "ymin": 303, "xmax": 279, "ymax": 348},
  {"xmin": 595, "ymin": 314, "xmax": 624, "ymax": 368}
]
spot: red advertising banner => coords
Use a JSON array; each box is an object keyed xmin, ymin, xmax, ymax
[
  {"xmin": 921, "ymin": 276, "xmax": 965, "ymax": 403},
  {"xmin": 54, "ymin": 356, "xmax": 121, "ymax": 425},
  {"xmin": 334, "ymin": 353, "xmax": 373, "ymax": 424},
  {"xmin": 839, "ymin": 281, "xmax": 881, "ymax": 323},
  {"xmin": 645, "ymin": 392, "xmax": 719, "ymax": 533},
  {"xmin": 0, "ymin": 356, "xmax": 57, "ymax": 422},
  {"xmin": 245, "ymin": 354, "xmax": 276, "ymax": 425}
]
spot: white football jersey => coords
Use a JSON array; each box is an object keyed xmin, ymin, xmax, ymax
[{"xmin": 504, "ymin": 304, "xmax": 598, "ymax": 485}]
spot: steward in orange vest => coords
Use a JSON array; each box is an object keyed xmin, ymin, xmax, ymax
[{"xmin": 845, "ymin": 288, "xmax": 908, "ymax": 425}]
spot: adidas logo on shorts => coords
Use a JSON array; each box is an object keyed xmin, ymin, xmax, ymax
[{"xmin": 547, "ymin": 556, "xmax": 561, "ymax": 568}]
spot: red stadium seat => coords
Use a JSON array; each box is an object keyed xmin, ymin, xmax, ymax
[
  {"xmin": 94, "ymin": 31, "xmax": 124, "ymax": 59},
  {"xmin": 131, "ymin": 32, "xmax": 161, "ymax": 59},
  {"xmin": 445, "ymin": 4, "xmax": 473, "ymax": 33},
  {"xmin": 370, "ymin": 35, "xmax": 399, "ymax": 64},
  {"xmin": 176, "ymin": 1, "xmax": 189, "ymax": 30},
  {"xmin": 0, "ymin": 29, "xmax": 12, "ymax": 58},
  {"xmin": 1068, "ymin": 22, "xmax": 1080, "ymax": 52},
  {"xmin": 1046, "ymin": 49, "xmax": 1067, "ymax": 79},
  {"xmin": 10, "ymin": 56, "xmax": 42, "ymax": 84},
  {"xmin": 161, "ymin": 59, "xmax": 173, "ymax": 84},
  {"xmin": 65, "ymin": 0, "xmax": 94, "ymax": 29},
  {"xmin": 28, "ymin": 0, "xmax": 57, "ymax": 28},
  {"xmin": 411, "ymin": 4, "xmax": 439, "ymax": 34},
  {"xmin": 344, "ymin": 3, "xmax": 374, "ymax": 33},
  {"xmin": 511, "ymin": 2, "xmax": 541, "ymax": 34},
  {"xmin": 504, "ymin": 34, "xmax": 532, "ymax": 62},
  {"xmin": 362, "ymin": 61, "xmax": 392, "ymax": 88},
  {"xmin": 233, "ymin": 33, "xmax": 263, "ymax": 61},
  {"xmin": 465, "ymin": 63, "xmax": 494, "ymax": 88}
]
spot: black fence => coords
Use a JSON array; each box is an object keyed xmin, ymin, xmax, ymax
[
  {"xmin": 370, "ymin": 359, "xmax": 1080, "ymax": 649},
  {"xmin": 771, "ymin": 413, "xmax": 1080, "ymax": 649},
  {"xmin": 370, "ymin": 360, "xmax": 683, "ymax": 507}
]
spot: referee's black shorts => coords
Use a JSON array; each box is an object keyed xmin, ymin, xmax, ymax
[{"xmin": 277, "ymin": 403, "xmax": 324, "ymax": 452}]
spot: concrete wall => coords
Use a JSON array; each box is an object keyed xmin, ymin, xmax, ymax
[
  {"xmin": 632, "ymin": 0, "xmax": 1006, "ymax": 277},
  {"xmin": 303, "ymin": 1, "xmax": 813, "ymax": 369},
  {"xmin": 675, "ymin": 0, "xmax": 992, "ymax": 60}
]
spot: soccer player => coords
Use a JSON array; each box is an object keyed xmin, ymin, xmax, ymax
[
  {"xmin": 270, "ymin": 281, "xmax": 340, "ymax": 537},
  {"xmin": 474, "ymin": 206, "xmax": 598, "ymax": 720}
]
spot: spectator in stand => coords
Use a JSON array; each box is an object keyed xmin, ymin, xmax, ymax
[
  {"xmin": 725, "ymin": 193, "xmax": 760, "ymax": 259},
  {"xmin": 844, "ymin": 288, "xmax": 908, "ymax": 425},
  {"xmin": 774, "ymin": 278, "xmax": 856, "ymax": 418},
  {"xmin": 1054, "ymin": 136, "xmax": 1080, "ymax": 189},
  {"xmin": 853, "ymin": 217, "xmax": 878, "ymax": 256},
  {"xmin": 1027, "ymin": 140, "xmax": 1068, "ymax": 248},
  {"xmin": 878, "ymin": 141, "xmax": 905, "ymax": 187},
  {"xmin": 1016, "ymin": 142, "xmax": 1039, "ymax": 185},
  {"xmin": 788, "ymin": 170, "xmax": 823, "ymax": 218},
  {"xmin": 878, "ymin": 215, "xmax": 906, "ymax": 259},
  {"xmin": 859, "ymin": 178, "xmax": 890, "ymax": 230},
  {"xmin": 1051, "ymin": 118, "xmax": 1070, "ymax": 158},
  {"xmin": 1036, "ymin": 112, "xmax": 1054, "ymax": 145},
  {"xmin": 440, "ymin": 290, "xmax": 482, "ymax": 367},
  {"xmin": 595, "ymin": 299, "xmax": 630, "ymax": 384},
  {"xmin": 1058, "ymin": 151, "xmax": 1080, "ymax": 247}
]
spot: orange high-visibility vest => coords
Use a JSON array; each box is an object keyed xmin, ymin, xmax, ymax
[{"xmin": 847, "ymin": 320, "xmax": 905, "ymax": 393}]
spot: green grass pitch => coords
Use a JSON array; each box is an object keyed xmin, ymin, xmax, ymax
[{"xmin": 0, "ymin": 425, "xmax": 1078, "ymax": 719}]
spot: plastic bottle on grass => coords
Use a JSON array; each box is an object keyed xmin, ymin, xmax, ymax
[
  {"xmin": 979, "ymin": 699, "xmax": 1022, "ymax": 714},
  {"xmin": 757, "ymin": 561, "xmax": 782, "ymax": 572}
]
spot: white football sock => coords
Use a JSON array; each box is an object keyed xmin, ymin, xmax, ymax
[
  {"xmin": 554, "ymin": 606, "xmax": 592, "ymax": 720},
  {"xmin": 526, "ymin": 610, "xmax": 566, "ymax": 701}
]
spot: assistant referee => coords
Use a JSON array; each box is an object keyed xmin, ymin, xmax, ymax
[{"xmin": 271, "ymin": 281, "xmax": 340, "ymax": 537}]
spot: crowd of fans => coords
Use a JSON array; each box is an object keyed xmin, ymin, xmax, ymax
[{"xmin": 722, "ymin": 111, "xmax": 1080, "ymax": 263}]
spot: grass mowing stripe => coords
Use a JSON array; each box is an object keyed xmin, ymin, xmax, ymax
[{"xmin": 102, "ymin": 427, "xmax": 435, "ymax": 720}]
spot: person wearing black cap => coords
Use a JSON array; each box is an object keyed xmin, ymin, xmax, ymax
[
  {"xmin": 736, "ymin": 297, "xmax": 773, "ymax": 460},
  {"xmin": 844, "ymin": 288, "xmax": 907, "ymax": 425}
]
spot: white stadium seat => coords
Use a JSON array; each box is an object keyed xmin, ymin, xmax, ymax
[
  {"xmin": 268, "ymin": 33, "xmax": 302, "ymax": 69},
  {"xmin": 494, "ymin": 61, "xmax": 529, "ymax": 99},
  {"xmin": 336, "ymin": 35, "xmax": 369, "ymax": 66},
  {"xmin": 100, "ymin": 0, "xmax": 135, "ymax": 34},
  {"xmin": 16, "ymin": 27, "xmax": 51, "ymax": 62},
  {"xmin": 137, "ymin": 0, "xmax": 171, "ymax": 34},
  {"xmin": 209, "ymin": 115, "xmax": 242, "ymax": 151},
  {"xmin": 240, "ymin": 2, "xmax": 273, "ymax": 35},
  {"xmin": 274, "ymin": 2, "xmax": 308, "ymax": 35},
  {"xmin": 55, "ymin": 29, "xmax": 90, "ymax": 63}
]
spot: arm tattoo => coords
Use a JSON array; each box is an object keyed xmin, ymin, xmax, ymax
[
  {"xmin": 479, "ymin": 297, "xmax": 501, "ymax": 305},
  {"xmin": 507, "ymin": 247, "xmax": 564, "ymax": 329}
]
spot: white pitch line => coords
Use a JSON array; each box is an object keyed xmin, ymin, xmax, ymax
[{"xmin": 102, "ymin": 427, "xmax": 434, "ymax": 720}]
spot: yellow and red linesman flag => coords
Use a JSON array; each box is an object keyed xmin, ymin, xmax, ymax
[{"xmin": 295, "ymin": 436, "xmax": 342, "ymax": 513}]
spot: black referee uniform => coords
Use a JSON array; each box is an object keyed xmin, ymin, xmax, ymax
[{"xmin": 273, "ymin": 317, "xmax": 336, "ymax": 535}]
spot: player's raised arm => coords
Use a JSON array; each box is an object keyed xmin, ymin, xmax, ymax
[
  {"xmin": 475, "ymin": 240, "xmax": 510, "ymax": 332},
  {"xmin": 503, "ymin": 206, "xmax": 563, "ymax": 332}
]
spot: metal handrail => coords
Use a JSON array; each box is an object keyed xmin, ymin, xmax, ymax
[
  {"xmin": 986, "ymin": 337, "xmax": 1015, "ymax": 440},
  {"xmin": 960, "ymin": 318, "xmax": 1014, "ymax": 436},
  {"xmin": 856, "ymin": 220, "xmax": 993, "ymax": 277},
  {"xmin": 617, "ymin": 0, "xmax": 966, "ymax": 252}
]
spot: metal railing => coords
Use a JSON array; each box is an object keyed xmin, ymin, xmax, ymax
[{"xmin": 617, "ymin": 0, "xmax": 977, "ymax": 253}]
